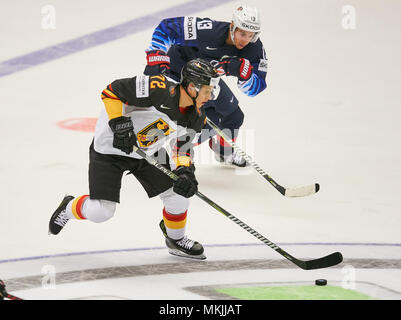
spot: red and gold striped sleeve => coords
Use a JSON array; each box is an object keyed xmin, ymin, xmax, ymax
[
  {"xmin": 172, "ymin": 154, "xmax": 192, "ymax": 167},
  {"xmin": 171, "ymin": 140, "xmax": 193, "ymax": 168},
  {"xmin": 101, "ymin": 84, "xmax": 123, "ymax": 120}
]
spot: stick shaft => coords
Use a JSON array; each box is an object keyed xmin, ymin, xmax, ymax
[
  {"xmin": 132, "ymin": 146, "xmax": 306, "ymax": 268},
  {"xmin": 206, "ymin": 118, "xmax": 319, "ymax": 197},
  {"xmin": 206, "ymin": 118, "xmax": 285, "ymax": 192}
]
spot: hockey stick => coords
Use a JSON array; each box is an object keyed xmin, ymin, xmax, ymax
[
  {"xmin": 0, "ymin": 280, "xmax": 23, "ymax": 300},
  {"xmin": 133, "ymin": 146, "xmax": 342, "ymax": 270},
  {"xmin": 206, "ymin": 118, "xmax": 320, "ymax": 197}
]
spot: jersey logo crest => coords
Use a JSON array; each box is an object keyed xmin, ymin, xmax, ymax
[{"xmin": 137, "ymin": 118, "xmax": 175, "ymax": 147}]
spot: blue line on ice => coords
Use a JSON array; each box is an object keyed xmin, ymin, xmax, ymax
[
  {"xmin": 1, "ymin": 242, "xmax": 400, "ymax": 264},
  {"xmin": 0, "ymin": 0, "xmax": 232, "ymax": 77}
]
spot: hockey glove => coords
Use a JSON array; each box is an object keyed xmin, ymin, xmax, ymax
[
  {"xmin": 144, "ymin": 50, "xmax": 171, "ymax": 76},
  {"xmin": 172, "ymin": 165, "xmax": 198, "ymax": 198},
  {"xmin": 218, "ymin": 56, "xmax": 253, "ymax": 81},
  {"xmin": 109, "ymin": 116, "xmax": 137, "ymax": 155}
]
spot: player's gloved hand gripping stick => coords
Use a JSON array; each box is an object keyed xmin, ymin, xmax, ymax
[
  {"xmin": 172, "ymin": 165, "xmax": 198, "ymax": 198},
  {"xmin": 218, "ymin": 56, "xmax": 253, "ymax": 81},
  {"xmin": 132, "ymin": 145, "xmax": 343, "ymax": 270},
  {"xmin": 109, "ymin": 116, "xmax": 137, "ymax": 155},
  {"xmin": 144, "ymin": 50, "xmax": 171, "ymax": 76}
]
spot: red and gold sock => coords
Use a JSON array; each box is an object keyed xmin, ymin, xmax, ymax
[
  {"xmin": 70, "ymin": 195, "xmax": 89, "ymax": 220},
  {"xmin": 163, "ymin": 208, "xmax": 187, "ymax": 240}
]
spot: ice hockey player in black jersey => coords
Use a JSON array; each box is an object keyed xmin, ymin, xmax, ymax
[
  {"xmin": 48, "ymin": 59, "xmax": 220, "ymax": 260},
  {"xmin": 144, "ymin": 5, "xmax": 267, "ymax": 167}
]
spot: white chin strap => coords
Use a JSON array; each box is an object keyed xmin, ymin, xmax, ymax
[{"xmin": 230, "ymin": 25, "xmax": 235, "ymax": 43}]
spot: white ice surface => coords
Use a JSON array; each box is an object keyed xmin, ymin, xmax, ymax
[{"xmin": 0, "ymin": 0, "xmax": 400, "ymax": 300}]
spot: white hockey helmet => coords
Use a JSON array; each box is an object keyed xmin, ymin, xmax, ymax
[{"xmin": 231, "ymin": 5, "xmax": 261, "ymax": 43}]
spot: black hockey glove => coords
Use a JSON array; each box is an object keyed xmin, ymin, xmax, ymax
[
  {"xmin": 172, "ymin": 165, "xmax": 198, "ymax": 198},
  {"xmin": 144, "ymin": 50, "xmax": 171, "ymax": 76},
  {"xmin": 218, "ymin": 56, "xmax": 253, "ymax": 81},
  {"xmin": 109, "ymin": 116, "xmax": 137, "ymax": 155}
]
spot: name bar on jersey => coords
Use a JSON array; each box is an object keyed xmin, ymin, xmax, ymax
[{"xmin": 184, "ymin": 16, "xmax": 197, "ymax": 40}]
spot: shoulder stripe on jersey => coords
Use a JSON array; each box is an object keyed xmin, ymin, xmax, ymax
[{"xmin": 101, "ymin": 88, "xmax": 119, "ymax": 100}]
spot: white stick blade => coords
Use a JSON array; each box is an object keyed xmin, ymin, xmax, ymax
[{"xmin": 284, "ymin": 183, "xmax": 319, "ymax": 197}]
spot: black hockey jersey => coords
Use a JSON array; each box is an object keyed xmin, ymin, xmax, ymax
[{"xmin": 95, "ymin": 74, "xmax": 205, "ymax": 166}]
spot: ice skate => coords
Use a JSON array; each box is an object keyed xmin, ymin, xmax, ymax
[
  {"xmin": 159, "ymin": 220, "xmax": 206, "ymax": 260},
  {"xmin": 48, "ymin": 195, "xmax": 74, "ymax": 235},
  {"xmin": 215, "ymin": 150, "xmax": 248, "ymax": 167},
  {"xmin": 209, "ymin": 139, "xmax": 248, "ymax": 167}
]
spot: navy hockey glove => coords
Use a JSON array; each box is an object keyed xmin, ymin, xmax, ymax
[
  {"xmin": 218, "ymin": 56, "xmax": 253, "ymax": 81},
  {"xmin": 109, "ymin": 116, "xmax": 137, "ymax": 155},
  {"xmin": 144, "ymin": 50, "xmax": 171, "ymax": 76},
  {"xmin": 172, "ymin": 165, "xmax": 198, "ymax": 198}
]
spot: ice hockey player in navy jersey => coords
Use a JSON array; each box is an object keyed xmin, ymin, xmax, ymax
[
  {"xmin": 144, "ymin": 5, "xmax": 267, "ymax": 167},
  {"xmin": 48, "ymin": 59, "xmax": 220, "ymax": 260}
]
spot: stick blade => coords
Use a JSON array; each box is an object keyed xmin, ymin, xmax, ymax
[
  {"xmin": 301, "ymin": 251, "xmax": 343, "ymax": 270},
  {"xmin": 284, "ymin": 183, "xmax": 320, "ymax": 197}
]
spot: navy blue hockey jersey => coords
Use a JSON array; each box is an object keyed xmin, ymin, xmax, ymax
[{"xmin": 147, "ymin": 16, "xmax": 267, "ymax": 97}]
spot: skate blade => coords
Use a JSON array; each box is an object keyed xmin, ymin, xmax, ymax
[
  {"xmin": 222, "ymin": 163, "xmax": 248, "ymax": 168},
  {"xmin": 216, "ymin": 159, "xmax": 248, "ymax": 168},
  {"xmin": 168, "ymin": 249, "xmax": 207, "ymax": 260}
]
